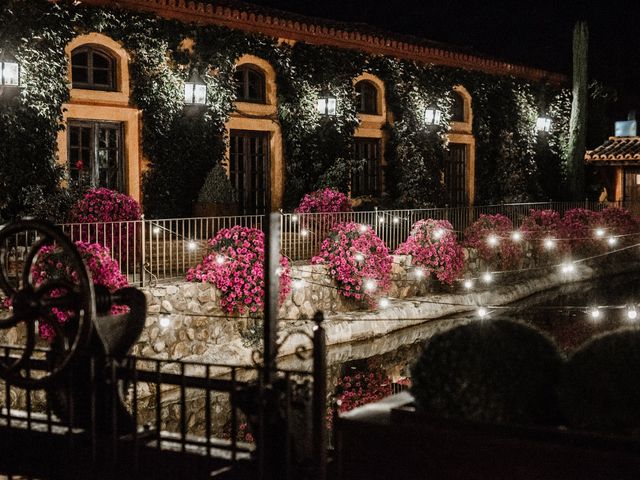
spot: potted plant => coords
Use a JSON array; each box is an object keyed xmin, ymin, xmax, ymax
[{"xmin": 192, "ymin": 163, "xmax": 238, "ymax": 217}]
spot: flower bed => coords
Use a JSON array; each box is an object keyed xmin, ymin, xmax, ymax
[
  {"xmin": 520, "ymin": 209, "xmax": 566, "ymax": 260},
  {"xmin": 395, "ymin": 219, "xmax": 464, "ymax": 286},
  {"xmin": 186, "ymin": 226, "xmax": 291, "ymax": 315},
  {"xmin": 294, "ymin": 188, "xmax": 353, "ymax": 240},
  {"xmin": 311, "ymin": 222, "xmax": 392, "ymax": 307}
]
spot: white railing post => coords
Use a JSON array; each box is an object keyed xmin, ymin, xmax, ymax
[{"xmin": 140, "ymin": 215, "xmax": 146, "ymax": 287}]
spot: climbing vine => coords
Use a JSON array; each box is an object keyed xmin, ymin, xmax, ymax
[{"xmin": 1, "ymin": 0, "xmax": 587, "ymax": 221}]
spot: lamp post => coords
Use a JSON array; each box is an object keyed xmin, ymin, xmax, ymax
[
  {"xmin": 184, "ymin": 70, "xmax": 207, "ymax": 106},
  {"xmin": 536, "ymin": 114, "xmax": 552, "ymax": 133},
  {"xmin": 424, "ymin": 103, "xmax": 442, "ymax": 126},
  {"xmin": 317, "ymin": 91, "xmax": 337, "ymax": 116}
]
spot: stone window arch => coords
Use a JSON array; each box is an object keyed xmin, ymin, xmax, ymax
[
  {"xmin": 71, "ymin": 45, "xmax": 117, "ymax": 91},
  {"xmin": 234, "ymin": 64, "xmax": 266, "ymax": 103},
  {"xmin": 355, "ymin": 80, "xmax": 379, "ymax": 115},
  {"xmin": 451, "ymin": 85, "xmax": 473, "ymax": 127}
]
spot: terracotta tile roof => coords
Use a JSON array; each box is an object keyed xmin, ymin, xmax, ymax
[
  {"xmin": 75, "ymin": 0, "xmax": 567, "ymax": 85},
  {"xmin": 585, "ymin": 137, "xmax": 640, "ymax": 165}
]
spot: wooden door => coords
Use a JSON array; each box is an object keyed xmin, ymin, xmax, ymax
[
  {"xmin": 229, "ymin": 130, "xmax": 271, "ymax": 215},
  {"xmin": 624, "ymin": 167, "xmax": 640, "ymax": 212},
  {"xmin": 444, "ymin": 143, "xmax": 468, "ymax": 206}
]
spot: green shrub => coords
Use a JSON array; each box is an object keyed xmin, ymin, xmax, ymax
[
  {"xmin": 559, "ymin": 328, "xmax": 640, "ymax": 434},
  {"xmin": 198, "ymin": 163, "xmax": 235, "ymax": 204},
  {"xmin": 410, "ymin": 319, "xmax": 563, "ymax": 426}
]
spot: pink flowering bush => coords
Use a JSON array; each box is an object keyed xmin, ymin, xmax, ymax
[
  {"xmin": 463, "ymin": 214, "xmax": 523, "ymax": 270},
  {"xmin": 560, "ymin": 208, "xmax": 601, "ymax": 257},
  {"xmin": 295, "ymin": 188, "xmax": 352, "ymax": 214},
  {"xmin": 311, "ymin": 222, "xmax": 392, "ymax": 307},
  {"xmin": 186, "ymin": 226, "xmax": 291, "ymax": 315},
  {"xmin": 395, "ymin": 219, "xmax": 464, "ymax": 285},
  {"xmin": 597, "ymin": 207, "xmax": 639, "ymax": 240},
  {"xmin": 68, "ymin": 188, "xmax": 142, "ymax": 266},
  {"xmin": 31, "ymin": 241, "xmax": 128, "ymax": 341},
  {"xmin": 520, "ymin": 209, "xmax": 567, "ymax": 259}
]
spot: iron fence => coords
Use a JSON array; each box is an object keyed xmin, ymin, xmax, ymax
[{"xmin": 3, "ymin": 201, "xmax": 624, "ymax": 287}]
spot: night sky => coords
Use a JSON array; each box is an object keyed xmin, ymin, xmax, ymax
[{"xmin": 241, "ymin": 0, "xmax": 640, "ymax": 114}]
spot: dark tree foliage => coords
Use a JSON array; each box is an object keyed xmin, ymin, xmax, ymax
[{"xmin": 411, "ymin": 319, "xmax": 563, "ymax": 426}]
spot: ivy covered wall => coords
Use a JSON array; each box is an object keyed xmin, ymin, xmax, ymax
[{"xmin": 1, "ymin": 0, "xmax": 576, "ymax": 221}]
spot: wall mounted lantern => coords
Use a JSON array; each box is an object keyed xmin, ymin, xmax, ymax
[
  {"xmin": 317, "ymin": 91, "xmax": 337, "ymax": 116},
  {"xmin": 536, "ymin": 114, "xmax": 552, "ymax": 133},
  {"xmin": 424, "ymin": 103, "xmax": 442, "ymax": 126},
  {"xmin": 1, "ymin": 51, "xmax": 20, "ymax": 88},
  {"xmin": 184, "ymin": 70, "xmax": 207, "ymax": 105}
]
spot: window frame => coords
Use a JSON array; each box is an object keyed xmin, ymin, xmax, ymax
[
  {"xmin": 234, "ymin": 65, "xmax": 267, "ymax": 104},
  {"xmin": 68, "ymin": 120, "xmax": 125, "ymax": 192},
  {"xmin": 451, "ymin": 91, "xmax": 466, "ymax": 123},
  {"xmin": 71, "ymin": 45, "xmax": 117, "ymax": 91},
  {"xmin": 355, "ymin": 80, "xmax": 379, "ymax": 115}
]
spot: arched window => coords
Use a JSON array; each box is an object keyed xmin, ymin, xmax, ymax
[
  {"xmin": 71, "ymin": 46, "xmax": 116, "ymax": 90},
  {"xmin": 355, "ymin": 80, "xmax": 378, "ymax": 115},
  {"xmin": 235, "ymin": 65, "xmax": 266, "ymax": 103},
  {"xmin": 451, "ymin": 91, "xmax": 465, "ymax": 122}
]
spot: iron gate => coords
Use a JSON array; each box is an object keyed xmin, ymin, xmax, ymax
[{"xmin": 0, "ymin": 218, "xmax": 327, "ymax": 480}]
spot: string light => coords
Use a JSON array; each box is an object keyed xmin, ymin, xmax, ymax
[
  {"xmin": 487, "ymin": 234, "xmax": 499, "ymax": 247},
  {"xmin": 414, "ymin": 267, "xmax": 425, "ymax": 280},
  {"xmin": 359, "ymin": 224, "xmax": 369, "ymax": 234},
  {"xmin": 354, "ymin": 252, "xmax": 365, "ymax": 263},
  {"xmin": 291, "ymin": 214, "xmax": 299, "ymax": 223},
  {"xmin": 543, "ymin": 238, "xmax": 555, "ymax": 250},
  {"xmin": 627, "ymin": 306, "xmax": 638, "ymax": 321},
  {"xmin": 379, "ymin": 298, "xmax": 390, "ymax": 309},
  {"xmin": 477, "ymin": 307, "xmax": 489, "ymax": 319},
  {"xmin": 595, "ymin": 228, "xmax": 605, "ymax": 238},
  {"xmin": 293, "ymin": 279, "xmax": 305, "ymax": 289},
  {"xmin": 560, "ymin": 262, "xmax": 575, "ymax": 274},
  {"xmin": 300, "ymin": 229, "xmax": 309, "ymax": 237},
  {"xmin": 188, "ymin": 240, "xmax": 197, "ymax": 251},
  {"xmin": 393, "ymin": 216, "xmax": 400, "ymax": 224},
  {"xmin": 275, "ymin": 267, "xmax": 283, "ymax": 277},
  {"xmin": 589, "ymin": 307, "xmax": 601, "ymax": 321},
  {"xmin": 433, "ymin": 228, "xmax": 444, "ymax": 240},
  {"xmin": 159, "ymin": 315, "xmax": 171, "ymax": 328},
  {"xmin": 215, "ymin": 255, "xmax": 225, "ymax": 265},
  {"xmin": 378, "ymin": 216, "xmax": 385, "ymax": 224},
  {"xmin": 153, "ymin": 227, "xmax": 161, "ymax": 235},
  {"xmin": 364, "ymin": 279, "xmax": 377, "ymax": 291},
  {"xmin": 607, "ymin": 236, "xmax": 618, "ymax": 246},
  {"xmin": 511, "ymin": 231, "xmax": 522, "ymax": 242},
  {"xmin": 463, "ymin": 279, "xmax": 474, "ymax": 290},
  {"xmin": 482, "ymin": 272, "xmax": 493, "ymax": 283}
]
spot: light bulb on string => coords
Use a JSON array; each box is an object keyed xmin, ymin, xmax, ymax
[
  {"xmin": 477, "ymin": 307, "xmax": 489, "ymax": 319},
  {"xmin": 482, "ymin": 272, "xmax": 493, "ymax": 284},
  {"xmin": 543, "ymin": 238, "xmax": 555, "ymax": 250},
  {"xmin": 359, "ymin": 224, "xmax": 368, "ymax": 234},
  {"xmin": 159, "ymin": 315, "xmax": 171, "ymax": 329},
  {"xmin": 607, "ymin": 236, "xmax": 618, "ymax": 246},
  {"xmin": 378, "ymin": 216, "xmax": 385, "ymax": 224},
  {"xmin": 433, "ymin": 228, "xmax": 444, "ymax": 240},
  {"xmin": 560, "ymin": 262, "xmax": 575, "ymax": 274},
  {"xmin": 354, "ymin": 252, "xmax": 365, "ymax": 263},
  {"xmin": 300, "ymin": 228, "xmax": 309, "ymax": 237},
  {"xmin": 589, "ymin": 307, "xmax": 601, "ymax": 321},
  {"xmin": 379, "ymin": 298, "xmax": 390, "ymax": 309},
  {"xmin": 511, "ymin": 231, "xmax": 522, "ymax": 242},
  {"xmin": 463, "ymin": 279, "xmax": 474, "ymax": 290},
  {"xmin": 188, "ymin": 240, "xmax": 197, "ymax": 251},
  {"xmin": 275, "ymin": 266, "xmax": 284, "ymax": 277},
  {"xmin": 291, "ymin": 214, "xmax": 299, "ymax": 223},
  {"xmin": 293, "ymin": 279, "xmax": 305, "ymax": 290},
  {"xmin": 486, "ymin": 234, "xmax": 499, "ymax": 247},
  {"xmin": 393, "ymin": 216, "xmax": 400, "ymax": 224},
  {"xmin": 215, "ymin": 255, "xmax": 226, "ymax": 265},
  {"xmin": 153, "ymin": 227, "xmax": 161, "ymax": 236},
  {"xmin": 595, "ymin": 228, "xmax": 605, "ymax": 238},
  {"xmin": 364, "ymin": 279, "xmax": 377, "ymax": 292},
  {"xmin": 414, "ymin": 267, "xmax": 425, "ymax": 280},
  {"xmin": 627, "ymin": 307, "xmax": 638, "ymax": 321}
]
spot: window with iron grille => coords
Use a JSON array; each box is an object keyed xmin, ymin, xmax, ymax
[
  {"xmin": 68, "ymin": 121, "xmax": 124, "ymax": 192},
  {"xmin": 234, "ymin": 65, "xmax": 266, "ymax": 103},
  {"xmin": 355, "ymin": 81, "xmax": 378, "ymax": 115},
  {"xmin": 352, "ymin": 138, "xmax": 380, "ymax": 197},
  {"xmin": 71, "ymin": 46, "xmax": 117, "ymax": 91}
]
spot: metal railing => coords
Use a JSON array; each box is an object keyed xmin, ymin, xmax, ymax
[{"xmin": 3, "ymin": 201, "xmax": 624, "ymax": 287}]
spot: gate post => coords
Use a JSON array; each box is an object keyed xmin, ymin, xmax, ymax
[
  {"xmin": 312, "ymin": 311, "xmax": 327, "ymax": 480},
  {"xmin": 262, "ymin": 212, "xmax": 281, "ymax": 383}
]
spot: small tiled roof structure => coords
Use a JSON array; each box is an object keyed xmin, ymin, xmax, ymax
[
  {"xmin": 584, "ymin": 137, "xmax": 640, "ymax": 166},
  {"xmin": 76, "ymin": 0, "xmax": 566, "ymax": 85}
]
